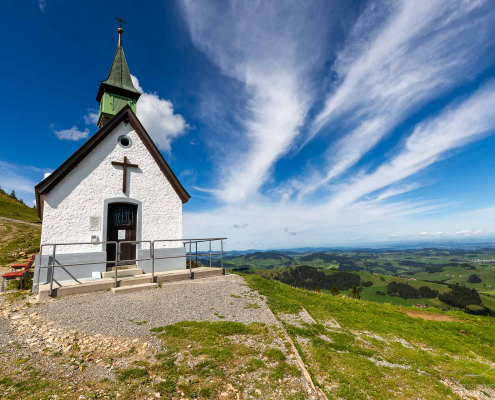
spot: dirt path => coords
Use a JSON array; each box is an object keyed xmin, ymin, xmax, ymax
[
  {"xmin": 0, "ymin": 216, "xmax": 41, "ymax": 227},
  {"xmin": 404, "ymin": 310, "xmax": 463, "ymax": 322}
]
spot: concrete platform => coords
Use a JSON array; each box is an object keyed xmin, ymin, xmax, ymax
[
  {"xmin": 111, "ymin": 282, "xmax": 158, "ymax": 295},
  {"xmin": 37, "ymin": 267, "xmax": 224, "ymax": 300},
  {"xmin": 101, "ymin": 268, "xmax": 143, "ymax": 279}
]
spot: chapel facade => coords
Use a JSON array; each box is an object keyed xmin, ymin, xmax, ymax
[{"xmin": 33, "ymin": 25, "xmax": 190, "ymax": 286}]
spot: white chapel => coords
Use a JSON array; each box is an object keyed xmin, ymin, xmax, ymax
[{"xmin": 33, "ymin": 24, "xmax": 191, "ymax": 288}]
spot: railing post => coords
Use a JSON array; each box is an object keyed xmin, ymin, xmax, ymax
[
  {"xmin": 151, "ymin": 241, "xmax": 155, "ymax": 283},
  {"xmin": 209, "ymin": 240, "xmax": 212, "ymax": 268},
  {"xmin": 189, "ymin": 240, "xmax": 193, "ymax": 279},
  {"xmin": 115, "ymin": 242, "xmax": 119, "ymax": 288},
  {"xmin": 36, "ymin": 246, "xmax": 43, "ymax": 294},
  {"xmin": 49, "ymin": 245, "xmax": 56, "ymax": 296},
  {"xmin": 221, "ymin": 239, "xmax": 225, "ymax": 275},
  {"xmin": 195, "ymin": 242, "xmax": 198, "ymax": 266}
]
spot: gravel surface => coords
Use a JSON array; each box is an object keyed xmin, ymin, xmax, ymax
[
  {"xmin": 31, "ymin": 274, "xmax": 276, "ymax": 337},
  {"xmin": 0, "ymin": 316, "xmax": 17, "ymax": 346}
]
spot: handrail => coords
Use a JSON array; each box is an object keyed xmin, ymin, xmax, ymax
[
  {"xmin": 38, "ymin": 241, "xmax": 118, "ymax": 297},
  {"xmin": 36, "ymin": 238, "xmax": 227, "ymax": 295}
]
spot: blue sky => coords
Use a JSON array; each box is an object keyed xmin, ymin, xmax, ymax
[{"xmin": 3, "ymin": 0, "xmax": 495, "ymax": 249}]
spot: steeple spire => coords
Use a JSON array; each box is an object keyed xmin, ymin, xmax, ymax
[
  {"xmin": 115, "ymin": 15, "xmax": 126, "ymax": 48},
  {"xmin": 96, "ymin": 16, "xmax": 141, "ymax": 128}
]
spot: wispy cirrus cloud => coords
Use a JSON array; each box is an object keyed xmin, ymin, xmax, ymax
[
  {"xmin": 292, "ymin": 0, "xmax": 495, "ymax": 199},
  {"xmin": 326, "ymin": 80, "xmax": 495, "ymax": 210},
  {"xmin": 181, "ymin": 0, "xmax": 495, "ymax": 249},
  {"xmin": 182, "ymin": 0, "xmax": 338, "ymax": 203}
]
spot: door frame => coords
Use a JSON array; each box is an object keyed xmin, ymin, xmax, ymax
[{"xmin": 102, "ymin": 198, "xmax": 142, "ymax": 256}]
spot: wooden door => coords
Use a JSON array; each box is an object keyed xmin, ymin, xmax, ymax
[{"xmin": 106, "ymin": 203, "xmax": 137, "ymax": 266}]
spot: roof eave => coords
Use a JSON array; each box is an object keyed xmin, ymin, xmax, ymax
[
  {"xmin": 35, "ymin": 105, "xmax": 191, "ymax": 204},
  {"xmin": 96, "ymin": 82, "xmax": 141, "ymax": 103}
]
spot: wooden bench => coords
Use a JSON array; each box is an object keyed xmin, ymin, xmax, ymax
[{"xmin": 1, "ymin": 255, "xmax": 35, "ymax": 291}]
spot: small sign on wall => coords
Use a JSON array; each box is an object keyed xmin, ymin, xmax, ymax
[
  {"xmin": 89, "ymin": 216, "xmax": 101, "ymax": 231},
  {"xmin": 118, "ymin": 230, "xmax": 126, "ymax": 240}
]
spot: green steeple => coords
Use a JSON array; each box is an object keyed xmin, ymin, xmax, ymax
[{"xmin": 96, "ymin": 22, "xmax": 141, "ymax": 128}]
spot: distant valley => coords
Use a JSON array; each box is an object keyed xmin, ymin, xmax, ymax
[{"xmin": 207, "ymin": 247, "xmax": 495, "ymax": 315}]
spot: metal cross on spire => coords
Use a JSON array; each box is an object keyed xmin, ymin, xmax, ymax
[
  {"xmin": 115, "ymin": 15, "xmax": 127, "ymax": 29},
  {"xmin": 115, "ymin": 15, "xmax": 127, "ymax": 47}
]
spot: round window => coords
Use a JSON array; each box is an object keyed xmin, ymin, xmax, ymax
[{"xmin": 118, "ymin": 135, "xmax": 132, "ymax": 148}]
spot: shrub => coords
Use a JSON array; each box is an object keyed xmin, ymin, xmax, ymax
[
  {"xmin": 362, "ymin": 281, "xmax": 373, "ymax": 287},
  {"xmin": 349, "ymin": 285, "xmax": 361, "ymax": 300}
]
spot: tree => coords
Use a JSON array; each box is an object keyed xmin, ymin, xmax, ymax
[
  {"xmin": 10, "ymin": 190, "xmax": 16, "ymax": 199},
  {"xmin": 330, "ymin": 284, "xmax": 340, "ymax": 296},
  {"xmin": 468, "ymin": 274, "xmax": 482, "ymax": 283},
  {"xmin": 349, "ymin": 285, "xmax": 361, "ymax": 300},
  {"xmin": 19, "ymin": 198, "xmax": 25, "ymax": 205}
]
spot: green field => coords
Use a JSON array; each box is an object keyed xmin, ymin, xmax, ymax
[{"xmin": 233, "ymin": 248, "xmax": 495, "ymax": 315}]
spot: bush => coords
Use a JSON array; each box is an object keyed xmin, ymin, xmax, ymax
[
  {"xmin": 375, "ymin": 291, "xmax": 386, "ymax": 296},
  {"xmin": 362, "ymin": 281, "xmax": 373, "ymax": 287},
  {"xmin": 330, "ymin": 284, "xmax": 340, "ymax": 296},
  {"xmin": 349, "ymin": 285, "xmax": 361, "ymax": 300}
]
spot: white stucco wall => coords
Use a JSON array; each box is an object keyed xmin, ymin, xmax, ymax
[{"xmin": 40, "ymin": 121, "xmax": 183, "ymax": 254}]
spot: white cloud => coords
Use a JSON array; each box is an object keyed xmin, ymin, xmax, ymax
[
  {"xmin": 131, "ymin": 75, "xmax": 189, "ymax": 154},
  {"xmin": 456, "ymin": 230, "xmax": 471, "ymax": 234},
  {"xmin": 83, "ymin": 109, "xmax": 99, "ymax": 125},
  {"xmin": 51, "ymin": 125, "xmax": 89, "ymax": 141},
  {"xmin": 38, "ymin": 0, "xmax": 46, "ymax": 12}
]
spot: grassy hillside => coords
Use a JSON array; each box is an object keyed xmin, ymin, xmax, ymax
[
  {"xmin": 0, "ymin": 188, "xmax": 40, "ymax": 222},
  {"xmin": 243, "ymin": 274, "xmax": 495, "ymax": 399},
  {"xmin": 0, "ymin": 189, "xmax": 41, "ymax": 270}
]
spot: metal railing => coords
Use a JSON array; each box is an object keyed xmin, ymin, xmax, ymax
[{"xmin": 36, "ymin": 238, "xmax": 227, "ymax": 296}]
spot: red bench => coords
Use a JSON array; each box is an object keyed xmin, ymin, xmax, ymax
[
  {"xmin": 1, "ymin": 255, "xmax": 35, "ymax": 291},
  {"xmin": 10, "ymin": 255, "xmax": 35, "ymax": 271}
]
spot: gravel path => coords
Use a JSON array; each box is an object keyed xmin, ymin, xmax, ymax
[
  {"xmin": 31, "ymin": 274, "xmax": 276, "ymax": 338},
  {"xmin": 0, "ymin": 316, "xmax": 17, "ymax": 346}
]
